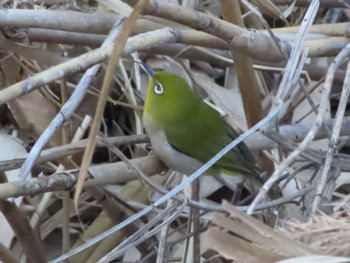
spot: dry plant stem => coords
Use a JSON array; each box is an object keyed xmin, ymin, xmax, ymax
[
  {"xmin": 87, "ymin": 189, "xmax": 122, "ymax": 222},
  {"xmin": 98, "ymin": 138, "xmax": 225, "ymax": 213},
  {"xmin": 206, "ymin": 201, "xmax": 318, "ymax": 262},
  {"xmin": 20, "ymin": 31, "xmax": 176, "ymax": 180},
  {"xmin": 98, "ymin": 138, "xmax": 173, "ymax": 204},
  {"xmin": 5, "ymin": 122, "xmax": 350, "ymax": 199},
  {"xmin": 272, "ymin": 22, "xmax": 349, "ymax": 37},
  {"xmin": 73, "ymin": 23, "xmax": 134, "ymax": 199},
  {"xmin": 118, "ymin": 61, "xmax": 143, "ymax": 136},
  {"xmin": 60, "ymin": 81, "xmax": 70, "ymax": 256},
  {"xmin": 62, "ymin": 187, "xmax": 70, "ymax": 254},
  {"xmin": 0, "ymin": 134, "xmax": 148, "ymax": 172},
  {"xmin": 5, "ymin": 116, "xmax": 350, "ymax": 173},
  {"xmin": 240, "ymin": 0, "xmax": 287, "ymax": 54},
  {"xmin": 0, "ymin": 175, "xmax": 46, "ymax": 263},
  {"xmin": 0, "ymin": 9, "xmax": 230, "ymax": 49},
  {"xmin": 271, "ymin": 0, "xmax": 319, "ymax": 107},
  {"xmin": 271, "ymin": 0, "xmax": 350, "ymax": 7},
  {"xmin": 0, "ymin": 156, "xmax": 165, "ymax": 199},
  {"xmin": 0, "ymin": 9, "xmax": 118, "ymax": 34},
  {"xmin": 303, "ymin": 63, "xmax": 345, "ymax": 85},
  {"xmin": 27, "ymin": 27, "xmax": 229, "ymax": 50},
  {"xmin": 240, "ymin": 185, "xmax": 314, "ymax": 211},
  {"xmin": 251, "ymin": 43, "xmax": 350, "ymax": 213},
  {"xmin": 0, "ymin": 32, "xmax": 343, "ymax": 107},
  {"xmin": 220, "ymin": 0, "xmax": 274, "ymax": 176},
  {"xmin": 0, "ymin": 241, "xmax": 20, "ymax": 263},
  {"xmin": 248, "ymin": 117, "xmax": 350, "ymax": 151},
  {"xmin": 148, "ymin": 41, "xmax": 349, "ymax": 73},
  {"xmin": 263, "ymin": 129, "xmax": 323, "ymax": 165},
  {"xmin": 191, "ymin": 179, "xmax": 201, "ymax": 263},
  {"xmin": 20, "ymin": 18, "xmax": 125, "ymax": 180},
  {"xmin": 28, "ymin": 28, "xmax": 106, "ymax": 46},
  {"xmin": 86, "ymin": 187, "xmax": 157, "ymax": 261},
  {"xmin": 0, "ymin": 163, "xmax": 314, "ymax": 212},
  {"xmin": 156, "ymin": 199, "xmax": 173, "ymax": 263},
  {"xmin": 0, "ymin": 173, "xmax": 39, "ymax": 263},
  {"xmin": 286, "ymin": 79, "xmax": 321, "ymax": 120},
  {"xmin": 99, "ymin": 134, "xmax": 211, "ymax": 214},
  {"xmin": 0, "ymin": 10, "xmax": 168, "ymax": 35},
  {"xmin": 240, "ymin": 1, "xmax": 264, "ymax": 28},
  {"xmin": 2, "ymin": 9, "xmax": 348, "ymax": 41},
  {"xmin": 0, "ymin": 44, "xmax": 98, "ymax": 104},
  {"xmin": 145, "ymin": 44, "xmax": 233, "ymax": 67},
  {"xmin": 220, "ymin": 0, "xmax": 264, "ymax": 127},
  {"xmin": 305, "ymin": 37, "xmax": 350, "ymax": 57},
  {"xmin": 182, "ymin": 213, "xmax": 191, "ymax": 263},
  {"xmin": 247, "ymin": 0, "xmax": 320, "ymax": 215},
  {"xmin": 3, "ymin": 118, "xmax": 350, "ymax": 175},
  {"xmin": 297, "ymin": 80, "xmax": 318, "ymax": 116},
  {"xmin": 311, "ymin": 60, "xmax": 350, "ymax": 214},
  {"xmin": 0, "ymin": 172, "xmax": 76, "ymax": 199},
  {"xmin": 62, "ymin": 189, "xmax": 70, "ymax": 253},
  {"xmin": 26, "ymin": 27, "xmax": 349, "ymax": 59},
  {"xmin": 98, "ymin": 201, "xmax": 186, "ymax": 262},
  {"xmin": 122, "ymin": 0, "xmax": 287, "ymax": 62},
  {"xmin": 275, "ymin": 8, "xmax": 316, "ymax": 101},
  {"xmin": 0, "ymin": 165, "xmax": 225, "ymax": 216},
  {"xmin": 98, "ymin": 138, "xmax": 226, "ymax": 212},
  {"xmin": 222, "ymin": 201, "xmax": 316, "ymax": 254},
  {"xmin": 40, "ymin": 192, "xmax": 89, "ymax": 241},
  {"xmin": 157, "ymin": 40, "xmax": 348, "ymax": 71},
  {"xmin": 273, "ymin": 49, "xmax": 310, "ymax": 123},
  {"xmin": 0, "ymin": 28, "xmax": 177, "ymax": 105},
  {"xmin": 0, "ymin": 33, "xmax": 65, "ymax": 66}
]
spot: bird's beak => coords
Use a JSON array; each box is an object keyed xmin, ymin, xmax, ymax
[{"xmin": 139, "ymin": 62, "xmax": 156, "ymax": 78}]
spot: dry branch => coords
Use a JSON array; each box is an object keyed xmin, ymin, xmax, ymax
[
  {"xmin": 0, "ymin": 200, "xmax": 46, "ymax": 262},
  {"xmin": 271, "ymin": 0, "xmax": 350, "ymax": 7},
  {"xmin": 3, "ymin": 117, "xmax": 350, "ymax": 173},
  {"xmin": 122, "ymin": 0, "xmax": 288, "ymax": 62},
  {"xmin": 0, "ymin": 156, "xmax": 166, "ymax": 199},
  {"xmin": 0, "ymin": 0, "xmax": 349, "ymax": 262}
]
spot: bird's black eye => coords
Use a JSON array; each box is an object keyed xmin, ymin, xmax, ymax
[{"xmin": 154, "ymin": 83, "xmax": 164, "ymax": 95}]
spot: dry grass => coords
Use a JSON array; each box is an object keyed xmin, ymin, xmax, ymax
[{"xmin": 0, "ymin": 0, "xmax": 349, "ymax": 262}]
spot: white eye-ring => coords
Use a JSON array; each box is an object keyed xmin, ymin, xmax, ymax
[{"xmin": 154, "ymin": 83, "xmax": 164, "ymax": 95}]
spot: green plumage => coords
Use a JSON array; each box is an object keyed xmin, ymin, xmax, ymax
[{"xmin": 143, "ymin": 71, "xmax": 262, "ymax": 185}]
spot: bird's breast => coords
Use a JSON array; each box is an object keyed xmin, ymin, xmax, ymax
[{"xmin": 143, "ymin": 114, "xmax": 203, "ymax": 175}]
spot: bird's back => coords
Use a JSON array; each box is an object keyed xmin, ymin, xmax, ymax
[{"xmin": 164, "ymin": 98, "xmax": 262, "ymax": 184}]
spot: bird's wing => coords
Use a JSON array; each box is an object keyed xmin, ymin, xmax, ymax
[{"xmin": 164, "ymin": 105, "xmax": 259, "ymax": 179}]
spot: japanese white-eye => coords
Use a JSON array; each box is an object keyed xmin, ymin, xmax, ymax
[{"xmin": 142, "ymin": 65, "xmax": 263, "ymax": 187}]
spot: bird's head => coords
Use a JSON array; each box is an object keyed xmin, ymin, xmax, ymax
[{"xmin": 143, "ymin": 65, "xmax": 199, "ymax": 125}]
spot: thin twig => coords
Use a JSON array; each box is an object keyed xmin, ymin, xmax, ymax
[
  {"xmin": 4, "ymin": 116, "xmax": 350, "ymax": 175},
  {"xmin": 122, "ymin": 0, "xmax": 288, "ymax": 62},
  {"xmin": 191, "ymin": 179, "xmax": 201, "ymax": 263},
  {"xmin": 98, "ymin": 201, "xmax": 186, "ymax": 262},
  {"xmin": 20, "ymin": 18, "xmax": 125, "ymax": 179},
  {"xmin": 248, "ymin": 0, "xmax": 321, "ymax": 214},
  {"xmin": 239, "ymin": 185, "xmax": 315, "ymax": 212},
  {"xmin": 0, "ymin": 134, "xmax": 148, "ymax": 172},
  {"xmin": 156, "ymin": 199, "xmax": 173, "ymax": 263},
  {"xmin": 312, "ymin": 60, "xmax": 350, "ymax": 213},
  {"xmin": 0, "ymin": 173, "xmax": 46, "ymax": 263},
  {"xmin": 255, "ymin": 43, "xmax": 350, "ymax": 214}
]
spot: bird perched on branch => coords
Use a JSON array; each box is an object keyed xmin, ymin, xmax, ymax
[
  {"xmin": 142, "ymin": 64, "xmax": 270, "ymax": 192},
  {"xmin": 142, "ymin": 64, "xmax": 264, "ymax": 189}
]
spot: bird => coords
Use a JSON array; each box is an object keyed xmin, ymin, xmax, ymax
[{"xmin": 142, "ymin": 64, "xmax": 264, "ymax": 188}]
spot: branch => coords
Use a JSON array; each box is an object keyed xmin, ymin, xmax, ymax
[{"xmin": 122, "ymin": 0, "xmax": 288, "ymax": 62}]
